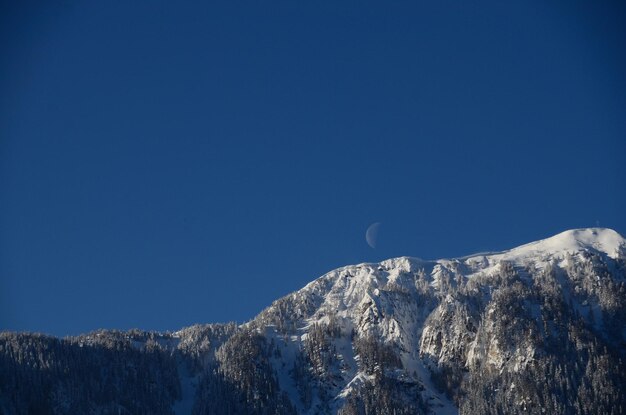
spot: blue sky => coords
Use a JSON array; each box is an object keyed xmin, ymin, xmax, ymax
[{"xmin": 1, "ymin": 1, "xmax": 625, "ymax": 336}]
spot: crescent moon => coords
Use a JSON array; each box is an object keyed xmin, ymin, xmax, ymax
[{"xmin": 366, "ymin": 222, "xmax": 381, "ymax": 249}]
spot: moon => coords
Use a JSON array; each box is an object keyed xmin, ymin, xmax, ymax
[{"xmin": 366, "ymin": 222, "xmax": 381, "ymax": 249}]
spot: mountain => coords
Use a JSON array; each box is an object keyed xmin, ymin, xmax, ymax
[{"xmin": 1, "ymin": 228, "xmax": 625, "ymax": 414}]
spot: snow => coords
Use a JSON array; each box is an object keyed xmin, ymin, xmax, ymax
[
  {"xmin": 409, "ymin": 355, "xmax": 458, "ymax": 415},
  {"xmin": 172, "ymin": 361, "xmax": 199, "ymax": 415},
  {"xmin": 491, "ymin": 228, "xmax": 624, "ymax": 261},
  {"xmin": 264, "ymin": 326, "xmax": 304, "ymax": 413}
]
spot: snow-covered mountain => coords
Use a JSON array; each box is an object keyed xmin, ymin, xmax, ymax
[{"xmin": 2, "ymin": 228, "xmax": 625, "ymax": 414}]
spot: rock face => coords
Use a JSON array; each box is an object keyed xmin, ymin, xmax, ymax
[{"xmin": 2, "ymin": 228, "xmax": 626, "ymax": 414}]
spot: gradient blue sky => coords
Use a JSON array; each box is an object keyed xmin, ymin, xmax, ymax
[{"xmin": 1, "ymin": 1, "xmax": 625, "ymax": 336}]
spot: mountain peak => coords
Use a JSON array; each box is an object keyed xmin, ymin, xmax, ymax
[{"xmin": 500, "ymin": 227, "xmax": 625, "ymax": 260}]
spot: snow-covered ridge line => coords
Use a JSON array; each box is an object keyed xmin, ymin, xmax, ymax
[
  {"xmin": 450, "ymin": 228, "xmax": 625, "ymax": 262},
  {"xmin": 489, "ymin": 227, "xmax": 624, "ymax": 259},
  {"xmin": 292, "ymin": 228, "xmax": 624, "ymax": 301}
]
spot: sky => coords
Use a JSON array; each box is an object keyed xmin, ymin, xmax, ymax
[{"xmin": 1, "ymin": 1, "xmax": 625, "ymax": 337}]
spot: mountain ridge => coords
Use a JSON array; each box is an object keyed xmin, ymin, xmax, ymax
[
  {"xmin": 451, "ymin": 227, "xmax": 624, "ymax": 260},
  {"xmin": 1, "ymin": 228, "xmax": 625, "ymax": 414}
]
